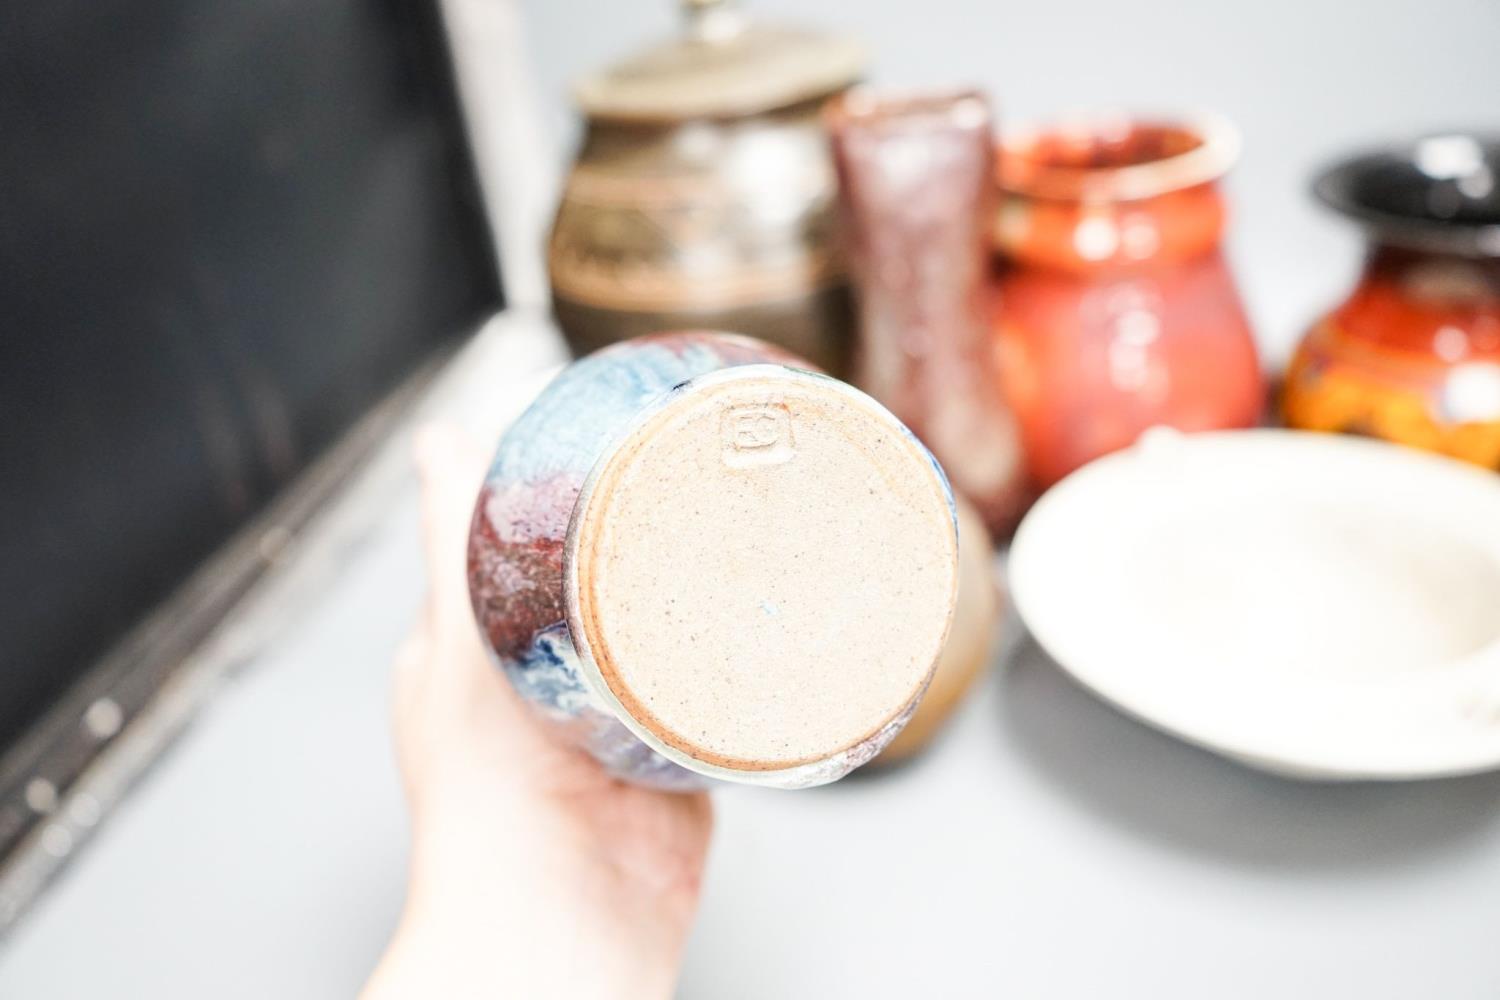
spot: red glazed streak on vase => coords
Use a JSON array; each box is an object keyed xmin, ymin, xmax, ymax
[{"xmin": 468, "ymin": 480, "xmax": 571, "ymax": 663}]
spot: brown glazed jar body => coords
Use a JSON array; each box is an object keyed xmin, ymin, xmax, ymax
[
  {"xmin": 549, "ymin": 100, "xmax": 854, "ymax": 375},
  {"xmin": 992, "ymin": 118, "xmax": 1265, "ymax": 489}
]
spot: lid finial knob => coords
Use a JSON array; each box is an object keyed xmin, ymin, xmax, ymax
[{"xmin": 682, "ymin": 0, "xmax": 744, "ymax": 41}]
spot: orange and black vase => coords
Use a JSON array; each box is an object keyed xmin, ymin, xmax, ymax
[
  {"xmin": 1283, "ymin": 134, "xmax": 1500, "ymax": 470},
  {"xmin": 991, "ymin": 116, "xmax": 1265, "ymax": 490}
]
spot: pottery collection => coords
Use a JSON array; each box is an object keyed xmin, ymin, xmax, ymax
[
  {"xmin": 495, "ymin": 3, "xmax": 1500, "ymax": 788},
  {"xmin": 828, "ymin": 89, "xmax": 1027, "ymax": 536}
]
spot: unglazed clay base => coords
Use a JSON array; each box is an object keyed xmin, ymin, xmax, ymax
[{"xmin": 568, "ymin": 367, "xmax": 958, "ymax": 772}]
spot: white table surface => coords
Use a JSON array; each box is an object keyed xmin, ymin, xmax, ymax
[{"xmin": 2, "ymin": 308, "xmax": 1499, "ymax": 999}]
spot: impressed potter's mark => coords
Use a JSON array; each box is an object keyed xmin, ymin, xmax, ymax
[{"xmin": 721, "ymin": 403, "xmax": 795, "ymax": 469}]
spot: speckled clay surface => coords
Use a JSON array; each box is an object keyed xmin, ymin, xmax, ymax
[{"xmin": 467, "ymin": 332, "xmax": 959, "ymax": 789}]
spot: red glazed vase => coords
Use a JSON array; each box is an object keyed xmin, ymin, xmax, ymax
[
  {"xmin": 1283, "ymin": 135, "xmax": 1500, "ymax": 468},
  {"xmin": 991, "ymin": 117, "xmax": 1265, "ymax": 489}
]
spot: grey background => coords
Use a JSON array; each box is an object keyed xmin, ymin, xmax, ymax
[{"xmin": 5, "ymin": 1, "xmax": 1500, "ymax": 997}]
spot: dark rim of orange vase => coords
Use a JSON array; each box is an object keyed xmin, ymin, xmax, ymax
[{"xmin": 1313, "ymin": 132, "xmax": 1500, "ymax": 259}]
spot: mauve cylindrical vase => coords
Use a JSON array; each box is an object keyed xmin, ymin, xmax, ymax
[{"xmin": 827, "ymin": 90, "xmax": 1027, "ymax": 537}]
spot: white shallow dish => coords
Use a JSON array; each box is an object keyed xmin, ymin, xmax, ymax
[{"xmin": 1009, "ymin": 429, "xmax": 1500, "ymax": 780}]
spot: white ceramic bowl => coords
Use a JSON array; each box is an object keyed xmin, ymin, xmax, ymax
[{"xmin": 1009, "ymin": 428, "xmax": 1500, "ymax": 780}]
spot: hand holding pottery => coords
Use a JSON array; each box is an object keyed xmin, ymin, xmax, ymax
[
  {"xmin": 467, "ymin": 332, "xmax": 960, "ymax": 789},
  {"xmin": 366, "ymin": 426, "xmax": 711, "ymax": 1000}
]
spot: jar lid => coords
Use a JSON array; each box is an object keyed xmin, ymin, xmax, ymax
[{"xmin": 572, "ymin": 0, "xmax": 865, "ymax": 123}]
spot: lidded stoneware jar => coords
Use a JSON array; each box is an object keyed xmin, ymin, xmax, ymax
[
  {"xmin": 547, "ymin": 0, "xmax": 862, "ymax": 376},
  {"xmin": 467, "ymin": 332, "xmax": 959, "ymax": 789},
  {"xmin": 1283, "ymin": 134, "xmax": 1500, "ymax": 468}
]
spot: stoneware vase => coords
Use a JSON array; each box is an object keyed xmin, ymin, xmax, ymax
[
  {"xmin": 870, "ymin": 497, "xmax": 1002, "ymax": 766},
  {"xmin": 466, "ymin": 332, "xmax": 959, "ymax": 790},
  {"xmin": 827, "ymin": 89, "xmax": 1027, "ymax": 537},
  {"xmin": 992, "ymin": 115, "xmax": 1265, "ymax": 489},
  {"xmin": 1283, "ymin": 133, "xmax": 1500, "ymax": 469}
]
